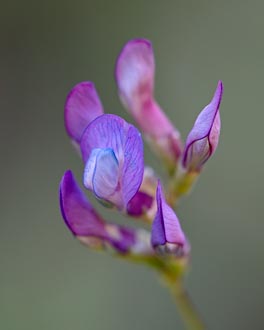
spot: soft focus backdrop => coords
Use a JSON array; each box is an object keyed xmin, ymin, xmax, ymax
[{"xmin": 1, "ymin": 1, "xmax": 263, "ymax": 329}]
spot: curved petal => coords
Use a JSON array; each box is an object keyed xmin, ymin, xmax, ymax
[
  {"xmin": 59, "ymin": 170, "xmax": 106, "ymax": 237},
  {"xmin": 115, "ymin": 39, "xmax": 182, "ymax": 162},
  {"xmin": 151, "ymin": 181, "xmax": 189, "ymax": 256},
  {"xmin": 60, "ymin": 170, "xmax": 146, "ymax": 254},
  {"xmin": 183, "ymin": 81, "xmax": 223, "ymax": 171},
  {"xmin": 83, "ymin": 148, "xmax": 119, "ymax": 202},
  {"xmin": 122, "ymin": 125, "xmax": 144, "ymax": 206},
  {"xmin": 81, "ymin": 114, "xmax": 126, "ymax": 163},
  {"xmin": 64, "ymin": 82, "xmax": 104, "ymax": 143},
  {"xmin": 115, "ymin": 39, "xmax": 154, "ymax": 112},
  {"xmin": 81, "ymin": 114, "xmax": 144, "ymax": 209}
]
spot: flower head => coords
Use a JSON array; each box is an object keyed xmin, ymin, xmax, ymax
[
  {"xmin": 116, "ymin": 39, "xmax": 182, "ymax": 166},
  {"xmin": 183, "ymin": 81, "xmax": 223, "ymax": 172},
  {"xmin": 81, "ymin": 114, "xmax": 144, "ymax": 210},
  {"xmin": 60, "ymin": 38, "xmax": 224, "ymax": 293},
  {"xmin": 151, "ymin": 181, "xmax": 190, "ymax": 257}
]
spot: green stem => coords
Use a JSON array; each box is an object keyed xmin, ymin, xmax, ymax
[{"xmin": 170, "ymin": 280, "xmax": 206, "ymax": 330}]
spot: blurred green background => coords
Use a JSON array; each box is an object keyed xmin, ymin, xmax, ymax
[{"xmin": 1, "ymin": 0, "xmax": 264, "ymax": 329}]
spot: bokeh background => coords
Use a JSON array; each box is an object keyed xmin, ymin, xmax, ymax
[{"xmin": 1, "ymin": 1, "xmax": 264, "ymax": 329}]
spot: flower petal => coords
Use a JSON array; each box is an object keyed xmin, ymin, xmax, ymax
[
  {"xmin": 115, "ymin": 39, "xmax": 182, "ymax": 164},
  {"xmin": 59, "ymin": 170, "xmax": 106, "ymax": 237},
  {"xmin": 60, "ymin": 170, "xmax": 147, "ymax": 254},
  {"xmin": 81, "ymin": 114, "xmax": 126, "ymax": 163},
  {"xmin": 122, "ymin": 125, "xmax": 144, "ymax": 206},
  {"xmin": 115, "ymin": 39, "xmax": 154, "ymax": 112},
  {"xmin": 83, "ymin": 148, "xmax": 119, "ymax": 202},
  {"xmin": 64, "ymin": 82, "xmax": 104, "ymax": 143},
  {"xmin": 183, "ymin": 81, "xmax": 223, "ymax": 171},
  {"xmin": 81, "ymin": 114, "xmax": 144, "ymax": 209},
  {"xmin": 151, "ymin": 181, "xmax": 189, "ymax": 256}
]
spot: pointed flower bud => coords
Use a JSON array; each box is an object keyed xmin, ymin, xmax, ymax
[
  {"xmin": 64, "ymin": 82, "xmax": 104, "ymax": 144},
  {"xmin": 81, "ymin": 114, "xmax": 144, "ymax": 210},
  {"xmin": 115, "ymin": 39, "xmax": 182, "ymax": 165},
  {"xmin": 151, "ymin": 181, "xmax": 190, "ymax": 257},
  {"xmin": 183, "ymin": 81, "xmax": 223, "ymax": 172},
  {"xmin": 60, "ymin": 170, "xmax": 151, "ymax": 254}
]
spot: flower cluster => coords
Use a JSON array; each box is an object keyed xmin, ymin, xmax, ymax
[{"xmin": 59, "ymin": 39, "xmax": 223, "ymax": 278}]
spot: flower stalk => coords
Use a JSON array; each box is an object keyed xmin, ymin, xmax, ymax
[{"xmin": 168, "ymin": 279, "xmax": 206, "ymax": 330}]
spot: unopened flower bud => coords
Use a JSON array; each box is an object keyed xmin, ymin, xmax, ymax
[{"xmin": 183, "ymin": 81, "xmax": 223, "ymax": 172}]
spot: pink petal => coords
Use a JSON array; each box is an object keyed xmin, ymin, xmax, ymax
[{"xmin": 116, "ymin": 39, "xmax": 182, "ymax": 162}]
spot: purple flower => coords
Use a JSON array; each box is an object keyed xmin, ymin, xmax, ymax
[
  {"xmin": 60, "ymin": 38, "xmax": 224, "ymax": 271},
  {"xmin": 60, "ymin": 170, "xmax": 151, "ymax": 253},
  {"xmin": 115, "ymin": 39, "xmax": 182, "ymax": 164},
  {"xmin": 151, "ymin": 181, "xmax": 190, "ymax": 257},
  {"xmin": 81, "ymin": 114, "xmax": 144, "ymax": 211},
  {"xmin": 182, "ymin": 81, "xmax": 223, "ymax": 172},
  {"xmin": 64, "ymin": 81, "xmax": 104, "ymax": 144}
]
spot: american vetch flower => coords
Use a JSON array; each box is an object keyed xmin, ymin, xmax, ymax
[
  {"xmin": 59, "ymin": 37, "xmax": 224, "ymax": 265},
  {"xmin": 60, "ymin": 170, "xmax": 152, "ymax": 254},
  {"xmin": 81, "ymin": 114, "xmax": 144, "ymax": 210},
  {"xmin": 59, "ymin": 37, "xmax": 224, "ymax": 330}
]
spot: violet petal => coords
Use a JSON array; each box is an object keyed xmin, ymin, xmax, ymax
[
  {"xmin": 59, "ymin": 170, "xmax": 106, "ymax": 237},
  {"xmin": 64, "ymin": 82, "xmax": 104, "ymax": 143},
  {"xmin": 81, "ymin": 114, "xmax": 126, "ymax": 163},
  {"xmin": 122, "ymin": 125, "xmax": 144, "ymax": 207}
]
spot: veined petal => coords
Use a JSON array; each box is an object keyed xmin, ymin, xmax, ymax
[
  {"xmin": 122, "ymin": 125, "xmax": 144, "ymax": 206},
  {"xmin": 81, "ymin": 114, "xmax": 144, "ymax": 209},
  {"xmin": 83, "ymin": 148, "xmax": 119, "ymax": 203},
  {"xmin": 115, "ymin": 39, "xmax": 182, "ymax": 163},
  {"xmin": 151, "ymin": 181, "xmax": 189, "ymax": 257},
  {"xmin": 183, "ymin": 81, "xmax": 223, "ymax": 171},
  {"xmin": 64, "ymin": 82, "xmax": 104, "ymax": 143},
  {"xmin": 81, "ymin": 114, "xmax": 126, "ymax": 163}
]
